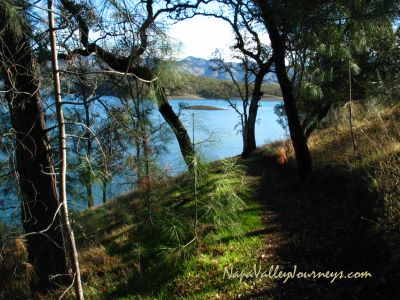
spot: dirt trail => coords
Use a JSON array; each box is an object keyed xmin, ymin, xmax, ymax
[{"xmin": 239, "ymin": 153, "xmax": 390, "ymax": 300}]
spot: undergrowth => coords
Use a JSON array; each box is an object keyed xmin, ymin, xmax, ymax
[{"xmin": 1, "ymin": 101, "xmax": 399, "ymax": 299}]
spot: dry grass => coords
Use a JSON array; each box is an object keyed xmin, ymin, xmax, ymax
[
  {"xmin": 276, "ymin": 148, "xmax": 288, "ymax": 165},
  {"xmin": 15, "ymin": 238, "xmax": 27, "ymax": 254},
  {"xmin": 80, "ymin": 244, "xmax": 122, "ymax": 277},
  {"xmin": 310, "ymin": 102, "xmax": 400, "ymax": 160},
  {"xmin": 0, "ymin": 239, "xmax": 30, "ymax": 300}
]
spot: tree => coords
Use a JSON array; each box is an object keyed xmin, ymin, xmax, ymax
[
  {"xmin": 75, "ymin": 63, "xmax": 96, "ymax": 208},
  {"xmin": 0, "ymin": 0, "xmax": 67, "ymax": 294},
  {"xmin": 183, "ymin": 0, "xmax": 312, "ymax": 177},
  {"xmin": 65, "ymin": 58, "xmax": 99, "ymax": 208},
  {"xmin": 211, "ymin": 52, "xmax": 252, "ymax": 154},
  {"xmin": 116, "ymin": 77, "xmax": 156, "ymax": 221},
  {"xmin": 48, "ymin": 0, "xmax": 84, "ymax": 298},
  {"xmin": 215, "ymin": 0, "xmax": 274, "ymax": 157},
  {"xmin": 58, "ymin": 0, "xmax": 203, "ymax": 169},
  {"xmin": 173, "ymin": 0, "xmax": 275, "ymax": 157},
  {"xmin": 252, "ymin": 0, "xmax": 400, "ymax": 179},
  {"xmin": 96, "ymin": 108, "xmax": 129, "ymax": 203},
  {"xmin": 272, "ymin": 0, "xmax": 400, "ymax": 141},
  {"xmin": 251, "ymin": 0, "xmax": 313, "ymax": 180}
]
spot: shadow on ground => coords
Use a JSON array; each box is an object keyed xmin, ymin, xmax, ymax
[{"xmin": 239, "ymin": 152, "xmax": 398, "ymax": 300}]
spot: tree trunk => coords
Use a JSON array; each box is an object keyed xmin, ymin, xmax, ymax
[
  {"xmin": 242, "ymin": 119, "xmax": 249, "ymax": 155},
  {"xmin": 254, "ymin": 1, "xmax": 313, "ymax": 179},
  {"xmin": 48, "ymin": 1, "xmax": 84, "ymax": 298},
  {"xmin": 102, "ymin": 181, "xmax": 107, "ymax": 204},
  {"xmin": 0, "ymin": 9, "xmax": 67, "ymax": 295},
  {"xmin": 242, "ymin": 62, "xmax": 272, "ymax": 157},
  {"xmin": 83, "ymin": 95, "xmax": 94, "ymax": 208},
  {"xmin": 303, "ymin": 103, "xmax": 332, "ymax": 139},
  {"xmin": 133, "ymin": 90, "xmax": 143, "ymax": 184},
  {"xmin": 135, "ymin": 137, "xmax": 143, "ymax": 183},
  {"xmin": 272, "ymin": 39, "xmax": 312, "ymax": 179},
  {"xmin": 156, "ymin": 91, "xmax": 194, "ymax": 169},
  {"xmin": 86, "ymin": 182, "xmax": 94, "ymax": 207},
  {"xmin": 134, "ymin": 90, "xmax": 153, "ymax": 222},
  {"xmin": 143, "ymin": 132, "xmax": 153, "ymax": 224}
]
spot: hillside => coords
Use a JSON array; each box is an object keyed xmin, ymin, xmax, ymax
[
  {"xmin": 1, "ymin": 104, "xmax": 399, "ymax": 299},
  {"xmin": 168, "ymin": 74, "xmax": 282, "ymax": 99}
]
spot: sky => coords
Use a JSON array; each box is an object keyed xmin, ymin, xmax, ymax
[{"xmin": 168, "ymin": 16, "xmax": 236, "ymax": 60}]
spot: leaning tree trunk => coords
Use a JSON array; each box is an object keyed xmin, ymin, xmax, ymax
[
  {"xmin": 48, "ymin": 0, "xmax": 85, "ymax": 298},
  {"xmin": 272, "ymin": 38, "xmax": 312, "ymax": 179},
  {"xmin": 0, "ymin": 11, "xmax": 67, "ymax": 295},
  {"xmin": 303, "ymin": 103, "xmax": 332, "ymax": 140},
  {"xmin": 254, "ymin": 1, "xmax": 313, "ymax": 179},
  {"xmin": 271, "ymin": 37, "xmax": 312, "ymax": 179},
  {"xmin": 156, "ymin": 90, "xmax": 194, "ymax": 169}
]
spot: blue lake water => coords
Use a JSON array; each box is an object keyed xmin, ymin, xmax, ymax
[
  {"xmin": 0, "ymin": 98, "xmax": 286, "ymax": 224},
  {"xmin": 159, "ymin": 99, "xmax": 286, "ymax": 172}
]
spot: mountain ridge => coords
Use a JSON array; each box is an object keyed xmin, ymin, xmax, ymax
[{"xmin": 176, "ymin": 56, "xmax": 278, "ymax": 83}]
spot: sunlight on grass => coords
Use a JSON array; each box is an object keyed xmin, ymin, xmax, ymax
[
  {"xmin": 4, "ymin": 104, "xmax": 396, "ymax": 299},
  {"xmin": 64, "ymin": 157, "xmax": 276, "ymax": 300}
]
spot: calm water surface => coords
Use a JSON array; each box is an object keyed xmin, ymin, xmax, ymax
[{"xmin": 160, "ymin": 99, "xmax": 286, "ymax": 172}]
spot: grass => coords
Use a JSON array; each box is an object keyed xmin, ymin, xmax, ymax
[
  {"xmin": 64, "ymin": 157, "xmax": 273, "ymax": 300},
  {"xmin": 1, "ymin": 101, "xmax": 399, "ymax": 299}
]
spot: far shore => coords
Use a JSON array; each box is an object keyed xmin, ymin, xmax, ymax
[
  {"xmin": 168, "ymin": 94, "xmax": 283, "ymax": 101},
  {"xmin": 182, "ymin": 105, "xmax": 226, "ymax": 111}
]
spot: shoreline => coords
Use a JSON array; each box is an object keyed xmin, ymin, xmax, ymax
[
  {"xmin": 182, "ymin": 105, "xmax": 226, "ymax": 111},
  {"xmin": 168, "ymin": 94, "xmax": 283, "ymax": 101}
]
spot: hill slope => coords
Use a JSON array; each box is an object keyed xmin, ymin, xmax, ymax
[
  {"xmin": 75, "ymin": 104, "xmax": 400, "ymax": 299},
  {"xmin": 2, "ymin": 104, "xmax": 399, "ymax": 300}
]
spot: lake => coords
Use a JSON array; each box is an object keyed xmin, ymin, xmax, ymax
[
  {"xmin": 159, "ymin": 99, "xmax": 286, "ymax": 172},
  {"xmin": 0, "ymin": 98, "xmax": 286, "ymax": 224}
]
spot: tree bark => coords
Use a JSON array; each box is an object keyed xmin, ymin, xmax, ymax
[
  {"xmin": 102, "ymin": 181, "xmax": 107, "ymax": 204},
  {"xmin": 242, "ymin": 61, "xmax": 272, "ymax": 157},
  {"xmin": 48, "ymin": 0, "xmax": 84, "ymax": 298},
  {"xmin": 83, "ymin": 94, "xmax": 94, "ymax": 208},
  {"xmin": 0, "ymin": 8, "xmax": 67, "ymax": 295},
  {"xmin": 254, "ymin": 1, "xmax": 313, "ymax": 179},
  {"xmin": 156, "ymin": 91, "xmax": 194, "ymax": 169},
  {"xmin": 303, "ymin": 103, "xmax": 332, "ymax": 140}
]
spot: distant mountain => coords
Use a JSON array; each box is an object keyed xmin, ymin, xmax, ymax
[{"xmin": 176, "ymin": 56, "xmax": 278, "ymax": 83}]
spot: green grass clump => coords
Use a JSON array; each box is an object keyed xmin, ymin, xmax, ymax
[{"xmin": 66, "ymin": 157, "xmax": 271, "ymax": 299}]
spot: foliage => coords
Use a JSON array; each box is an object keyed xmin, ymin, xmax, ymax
[
  {"xmin": 0, "ymin": 0, "xmax": 27, "ymax": 38},
  {"xmin": 51, "ymin": 156, "xmax": 254, "ymax": 299},
  {"xmin": 157, "ymin": 157, "xmax": 248, "ymax": 260},
  {"xmin": 268, "ymin": 0, "xmax": 400, "ymax": 137}
]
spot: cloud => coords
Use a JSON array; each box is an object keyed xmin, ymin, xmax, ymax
[{"xmin": 168, "ymin": 16, "xmax": 235, "ymax": 60}]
